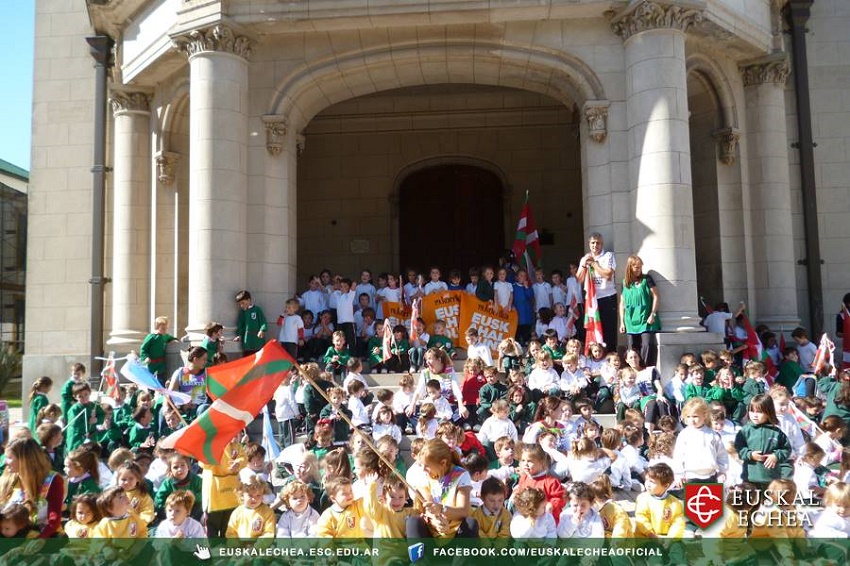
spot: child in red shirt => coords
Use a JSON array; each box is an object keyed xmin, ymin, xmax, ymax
[
  {"xmin": 510, "ymin": 443, "xmax": 565, "ymax": 523},
  {"xmin": 461, "ymin": 358, "xmax": 487, "ymax": 431}
]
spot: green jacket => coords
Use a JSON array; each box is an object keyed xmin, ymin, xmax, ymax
[
  {"xmin": 61, "ymin": 378, "xmax": 83, "ymax": 420},
  {"xmin": 366, "ymin": 336, "xmax": 383, "ymax": 365},
  {"xmin": 29, "ymin": 393, "xmax": 49, "ymax": 433},
  {"xmin": 236, "ymin": 304, "xmax": 268, "ymax": 351},
  {"xmin": 741, "ymin": 377, "xmax": 768, "ymax": 407},
  {"xmin": 303, "ymin": 378, "xmax": 334, "ymax": 417},
  {"xmin": 66, "ymin": 401, "xmax": 105, "ymax": 452},
  {"xmin": 542, "ymin": 344, "xmax": 565, "ymax": 361},
  {"xmin": 777, "ymin": 360, "xmax": 804, "ymax": 393},
  {"xmin": 319, "ymin": 404, "xmax": 353, "ymax": 441},
  {"xmin": 201, "ymin": 336, "xmax": 220, "ymax": 367},
  {"xmin": 427, "ymin": 335, "xmax": 455, "ymax": 355},
  {"xmin": 154, "ymin": 473, "xmax": 203, "ymax": 517},
  {"xmin": 323, "ymin": 346, "xmax": 351, "ymax": 369},
  {"xmin": 126, "ymin": 423, "xmax": 157, "ymax": 450},
  {"xmin": 734, "ymin": 422, "xmax": 792, "ymax": 483},
  {"xmin": 140, "ymin": 332, "xmax": 176, "ymax": 377},
  {"xmin": 683, "ymin": 383, "xmax": 711, "ymax": 401},
  {"xmin": 65, "ymin": 474, "xmax": 102, "ymax": 506},
  {"xmin": 477, "ymin": 383, "xmax": 507, "ymax": 419},
  {"xmin": 96, "ymin": 419, "xmax": 124, "ymax": 450}
]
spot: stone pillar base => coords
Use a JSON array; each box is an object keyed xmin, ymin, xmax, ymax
[
  {"xmin": 106, "ymin": 330, "xmax": 146, "ymax": 349},
  {"xmin": 656, "ymin": 331, "xmax": 726, "ymax": 383}
]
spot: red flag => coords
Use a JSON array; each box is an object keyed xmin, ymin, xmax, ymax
[
  {"xmin": 512, "ymin": 191, "xmax": 542, "ymax": 274},
  {"xmin": 842, "ymin": 307, "xmax": 850, "ymax": 370},
  {"xmin": 100, "ymin": 353, "xmax": 121, "ymax": 401},
  {"xmin": 584, "ymin": 267, "xmax": 604, "ymax": 355},
  {"xmin": 161, "ymin": 341, "xmax": 296, "ymax": 465},
  {"xmin": 382, "ymin": 319, "xmax": 395, "ymax": 362},
  {"xmin": 741, "ymin": 311, "xmax": 774, "ymax": 385},
  {"xmin": 813, "ymin": 333, "xmax": 836, "ymax": 376}
]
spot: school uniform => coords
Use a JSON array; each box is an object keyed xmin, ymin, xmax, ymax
[
  {"xmin": 510, "ymin": 512, "xmax": 557, "ymax": 538},
  {"xmin": 226, "ymin": 504, "xmax": 276, "ymax": 538},
  {"xmin": 91, "ymin": 512, "xmax": 148, "ymax": 538},
  {"xmin": 316, "ymin": 499, "xmax": 370, "ymax": 538},
  {"xmin": 634, "ymin": 491, "xmax": 685, "ymax": 538},
  {"xmin": 472, "ymin": 505, "xmax": 511, "ymax": 538}
]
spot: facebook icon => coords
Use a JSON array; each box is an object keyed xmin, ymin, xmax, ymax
[{"xmin": 408, "ymin": 542, "xmax": 425, "ymax": 563}]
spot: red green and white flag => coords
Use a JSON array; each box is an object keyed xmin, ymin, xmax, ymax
[
  {"xmin": 512, "ymin": 191, "xmax": 542, "ymax": 274},
  {"xmin": 160, "ymin": 340, "xmax": 296, "ymax": 465},
  {"xmin": 382, "ymin": 318, "xmax": 395, "ymax": 362},
  {"xmin": 410, "ymin": 298, "xmax": 421, "ymax": 343},
  {"xmin": 584, "ymin": 266, "xmax": 604, "ymax": 354},
  {"xmin": 813, "ymin": 333, "xmax": 836, "ymax": 376}
]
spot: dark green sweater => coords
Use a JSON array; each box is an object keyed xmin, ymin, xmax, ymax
[
  {"xmin": 734, "ymin": 422, "xmax": 792, "ymax": 483},
  {"xmin": 477, "ymin": 383, "xmax": 507, "ymax": 419},
  {"xmin": 154, "ymin": 473, "xmax": 203, "ymax": 517},
  {"xmin": 65, "ymin": 474, "xmax": 102, "ymax": 506}
]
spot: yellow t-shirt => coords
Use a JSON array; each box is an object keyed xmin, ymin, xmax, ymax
[
  {"xmin": 634, "ymin": 492, "xmax": 685, "ymax": 539},
  {"xmin": 65, "ymin": 519, "xmax": 98, "ymax": 539},
  {"xmin": 201, "ymin": 442, "xmax": 245, "ymax": 512},
  {"xmin": 471, "ymin": 506, "xmax": 511, "ymax": 539},
  {"xmin": 317, "ymin": 499, "xmax": 370, "ymax": 538},
  {"xmin": 91, "ymin": 513, "xmax": 148, "ymax": 539},
  {"xmin": 125, "ymin": 488, "xmax": 155, "ymax": 525},
  {"xmin": 598, "ymin": 500, "xmax": 634, "ymax": 539},
  {"xmin": 363, "ymin": 481, "xmax": 419, "ymax": 538},
  {"xmin": 225, "ymin": 504, "xmax": 276, "ymax": 538}
]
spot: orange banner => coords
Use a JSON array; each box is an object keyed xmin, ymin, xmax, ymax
[
  {"xmin": 420, "ymin": 291, "xmax": 463, "ymax": 341},
  {"xmin": 382, "ymin": 301, "xmax": 411, "ymax": 335},
  {"xmin": 458, "ymin": 294, "xmax": 518, "ymax": 354}
]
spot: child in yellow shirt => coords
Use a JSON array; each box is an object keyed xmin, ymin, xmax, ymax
[
  {"xmin": 589, "ymin": 475, "xmax": 634, "ymax": 539},
  {"xmin": 471, "ymin": 477, "xmax": 511, "ymax": 539},
  {"xmin": 316, "ymin": 476, "xmax": 370, "ymax": 537},
  {"xmin": 634, "ymin": 463, "xmax": 685, "ymax": 562},
  {"xmin": 363, "ymin": 474, "xmax": 420, "ymax": 538},
  {"xmin": 115, "ymin": 461, "xmax": 155, "ymax": 525},
  {"xmin": 202, "ymin": 437, "xmax": 246, "ymax": 537},
  {"xmin": 92, "ymin": 486, "xmax": 148, "ymax": 538},
  {"xmin": 225, "ymin": 476, "xmax": 276, "ymax": 538},
  {"xmin": 65, "ymin": 494, "xmax": 101, "ymax": 539}
]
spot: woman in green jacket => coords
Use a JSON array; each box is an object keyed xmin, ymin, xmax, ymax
[{"xmin": 619, "ymin": 255, "xmax": 661, "ymax": 367}]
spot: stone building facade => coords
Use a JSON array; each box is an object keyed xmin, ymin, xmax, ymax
[{"xmin": 24, "ymin": 0, "xmax": 850, "ymax": 391}]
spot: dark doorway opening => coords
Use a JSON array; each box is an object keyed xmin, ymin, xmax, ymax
[{"xmin": 399, "ymin": 164, "xmax": 505, "ymax": 276}]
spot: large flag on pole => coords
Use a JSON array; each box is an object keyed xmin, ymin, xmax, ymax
[
  {"xmin": 409, "ymin": 299, "xmax": 421, "ymax": 343},
  {"xmin": 512, "ymin": 191, "xmax": 542, "ymax": 274},
  {"xmin": 160, "ymin": 340, "xmax": 296, "ymax": 465},
  {"xmin": 100, "ymin": 352, "xmax": 121, "ymax": 401},
  {"xmin": 120, "ymin": 358, "xmax": 192, "ymax": 405},
  {"xmin": 584, "ymin": 266, "xmax": 604, "ymax": 355}
]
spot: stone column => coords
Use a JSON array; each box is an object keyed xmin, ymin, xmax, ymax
[
  {"xmin": 173, "ymin": 25, "xmax": 254, "ymax": 335},
  {"xmin": 108, "ymin": 89, "xmax": 151, "ymax": 347},
  {"xmin": 611, "ymin": 0, "xmax": 703, "ymax": 332},
  {"xmin": 740, "ymin": 55, "xmax": 800, "ymax": 329}
]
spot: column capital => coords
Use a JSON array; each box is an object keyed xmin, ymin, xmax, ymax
[
  {"xmin": 155, "ymin": 151, "xmax": 181, "ymax": 184},
  {"xmin": 739, "ymin": 55, "xmax": 791, "ymax": 87},
  {"xmin": 583, "ymin": 101, "xmax": 610, "ymax": 143},
  {"xmin": 172, "ymin": 24, "xmax": 255, "ymax": 61},
  {"xmin": 262, "ymin": 115, "xmax": 288, "ymax": 156},
  {"xmin": 713, "ymin": 127, "xmax": 740, "ymax": 165},
  {"xmin": 609, "ymin": 1, "xmax": 704, "ymax": 41},
  {"xmin": 109, "ymin": 89, "xmax": 151, "ymax": 116}
]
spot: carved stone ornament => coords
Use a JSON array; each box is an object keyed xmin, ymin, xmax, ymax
[
  {"xmin": 584, "ymin": 103, "xmax": 609, "ymax": 143},
  {"xmin": 262, "ymin": 116, "xmax": 288, "ymax": 156},
  {"xmin": 172, "ymin": 24, "xmax": 255, "ymax": 60},
  {"xmin": 156, "ymin": 151, "xmax": 180, "ymax": 184},
  {"xmin": 296, "ymin": 134, "xmax": 306, "ymax": 157},
  {"xmin": 740, "ymin": 57, "xmax": 791, "ymax": 87},
  {"xmin": 610, "ymin": 0, "xmax": 704, "ymax": 40},
  {"xmin": 713, "ymin": 128, "xmax": 740, "ymax": 165},
  {"xmin": 109, "ymin": 90, "xmax": 151, "ymax": 115}
]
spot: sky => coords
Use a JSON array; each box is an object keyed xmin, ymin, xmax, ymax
[{"xmin": 0, "ymin": 2, "xmax": 35, "ymax": 172}]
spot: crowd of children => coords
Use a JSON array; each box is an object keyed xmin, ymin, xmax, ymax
[{"xmin": 11, "ymin": 266, "xmax": 850, "ymax": 559}]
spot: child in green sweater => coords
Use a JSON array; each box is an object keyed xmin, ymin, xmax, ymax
[
  {"xmin": 65, "ymin": 446, "xmax": 102, "ymax": 506},
  {"xmin": 61, "ymin": 362, "xmax": 87, "ymax": 421},
  {"xmin": 66, "ymin": 383, "xmax": 105, "ymax": 452},
  {"xmin": 140, "ymin": 316, "xmax": 178, "ymax": 382},
  {"xmin": 126, "ymin": 406, "xmax": 158, "ymax": 450},
  {"xmin": 28, "ymin": 376, "xmax": 52, "ymax": 434},
  {"xmin": 154, "ymin": 453, "xmax": 203, "ymax": 520},
  {"xmin": 733, "ymin": 394, "xmax": 792, "ymax": 487},
  {"xmin": 234, "ymin": 290, "xmax": 267, "ymax": 357},
  {"xmin": 323, "ymin": 330, "xmax": 351, "ymax": 380}
]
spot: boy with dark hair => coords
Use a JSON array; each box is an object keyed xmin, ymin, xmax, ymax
[
  {"xmin": 234, "ymin": 290, "xmax": 267, "ymax": 357},
  {"xmin": 201, "ymin": 322, "xmax": 224, "ymax": 367}
]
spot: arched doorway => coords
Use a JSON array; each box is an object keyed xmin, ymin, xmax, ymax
[{"xmin": 399, "ymin": 164, "xmax": 505, "ymax": 275}]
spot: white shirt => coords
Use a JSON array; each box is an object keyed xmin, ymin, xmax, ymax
[
  {"xmin": 589, "ymin": 250, "xmax": 617, "ymax": 300},
  {"xmin": 273, "ymin": 383, "xmax": 299, "ymax": 421},
  {"xmin": 392, "ymin": 389, "xmax": 414, "ymax": 414},
  {"xmin": 376, "ymin": 287, "xmax": 402, "ymax": 319},
  {"xmin": 549, "ymin": 315, "xmax": 569, "ymax": 341},
  {"xmin": 557, "ymin": 507, "xmax": 605, "ymax": 538},
  {"xmin": 672, "ymin": 426, "xmax": 728, "ymax": 479},
  {"xmin": 424, "ymin": 281, "xmax": 448, "ymax": 295},
  {"xmin": 372, "ymin": 423, "xmax": 402, "ymax": 444},
  {"xmin": 343, "ymin": 372, "xmax": 369, "ymax": 392},
  {"xmin": 354, "ymin": 282, "xmax": 377, "ymax": 309},
  {"xmin": 299, "ymin": 289, "xmax": 328, "ymax": 316},
  {"xmin": 809, "ymin": 508, "xmax": 850, "ymax": 538},
  {"xmin": 797, "ymin": 341, "xmax": 819, "ymax": 373},
  {"xmin": 406, "ymin": 463, "xmax": 429, "ymax": 501},
  {"xmin": 511, "ymin": 512, "xmax": 557, "ymax": 539},
  {"xmin": 348, "ymin": 396, "xmax": 370, "ymax": 427},
  {"xmin": 494, "ymin": 281, "xmax": 513, "ymax": 309},
  {"xmin": 664, "ymin": 375, "xmax": 686, "ymax": 404},
  {"xmin": 607, "ymin": 449, "xmax": 633, "ymax": 490},
  {"xmin": 777, "ymin": 412, "xmax": 806, "ymax": 457},
  {"xmin": 276, "ymin": 507, "xmax": 319, "ymax": 538},
  {"xmin": 430, "ymin": 396, "xmax": 454, "ymax": 421},
  {"xmin": 559, "ymin": 367, "xmax": 588, "ymax": 392},
  {"xmin": 703, "ymin": 311, "xmax": 733, "ymax": 335},
  {"xmin": 532, "ymin": 282, "xmax": 553, "ymax": 310},
  {"xmin": 566, "ymin": 276, "xmax": 582, "ymax": 305},
  {"xmin": 403, "ymin": 282, "xmax": 421, "ymax": 305},
  {"xmin": 477, "ymin": 416, "xmax": 518, "ymax": 444},
  {"xmin": 528, "ymin": 367, "xmax": 560, "ymax": 393},
  {"xmin": 417, "ymin": 418, "xmax": 438, "ymax": 439},
  {"xmin": 793, "ymin": 461, "xmax": 819, "ymax": 501},
  {"xmin": 566, "ymin": 455, "xmax": 611, "ymax": 484},
  {"xmin": 621, "ymin": 444, "xmax": 648, "ymax": 474},
  {"xmin": 551, "ymin": 283, "xmax": 568, "ymax": 307},
  {"xmin": 154, "ymin": 517, "xmax": 206, "ymax": 538},
  {"xmin": 465, "ymin": 282, "xmax": 477, "ymax": 295},
  {"xmin": 815, "ymin": 433, "xmax": 843, "ymax": 466},
  {"xmin": 466, "ymin": 343, "xmax": 494, "ymax": 366},
  {"xmin": 335, "ymin": 289, "xmax": 356, "ymax": 324},
  {"xmin": 278, "ymin": 313, "xmax": 304, "ymax": 343}
]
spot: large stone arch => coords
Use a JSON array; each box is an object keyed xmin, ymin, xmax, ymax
[{"xmin": 268, "ymin": 39, "xmax": 607, "ymax": 132}]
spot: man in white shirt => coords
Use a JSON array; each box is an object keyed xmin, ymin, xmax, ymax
[{"xmin": 577, "ymin": 233, "xmax": 617, "ymax": 349}]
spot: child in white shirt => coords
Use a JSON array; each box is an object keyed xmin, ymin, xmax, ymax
[
  {"xmin": 346, "ymin": 380, "xmax": 371, "ymax": 428},
  {"xmin": 465, "ymin": 328, "xmax": 494, "ymax": 366},
  {"xmin": 528, "ymin": 352, "xmax": 561, "ymax": 397},
  {"xmin": 275, "ymin": 479, "xmax": 320, "ymax": 537},
  {"xmin": 425, "ymin": 379, "xmax": 454, "ymax": 421},
  {"xmin": 510, "ymin": 487, "xmax": 557, "ymax": 539},
  {"xmin": 354, "ymin": 269, "xmax": 377, "ymax": 310},
  {"xmin": 793, "ymin": 442, "xmax": 826, "ymax": 501},
  {"xmin": 559, "ymin": 353, "xmax": 589, "ymax": 398},
  {"xmin": 477, "ymin": 400, "xmax": 518, "ymax": 446},
  {"xmin": 673, "ymin": 398, "xmax": 728, "ymax": 483},
  {"xmin": 423, "ymin": 267, "xmax": 448, "ymax": 295},
  {"xmin": 532, "ymin": 268, "xmax": 553, "ymax": 311},
  {"xmin": 371, "ymin": 405, "xmax": 402, "ymax": 445},
  {"xmin": 155, "ymin": 491, "xmax": 206, "ymax": 539},
  {"xmin": 808, "ymin": 482, "xmax": 850, "ymax": 538},
  {"xmin": 493, "ymin": 267, "xmax": 513, "ymax": 313}
]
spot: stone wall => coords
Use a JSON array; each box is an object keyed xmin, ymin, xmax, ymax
[{"xmin": 296, "ymin": 85, "xmax": 583, "ymax": 285}]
